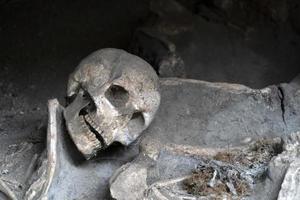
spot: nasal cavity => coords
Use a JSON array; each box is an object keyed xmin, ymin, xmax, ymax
[
  {"xmin": 79, "ymin": 91, "xmax": 96, "ymax": 115},
  {"xmin": 105, "ymin": 85, "xmax": 129, "ymax": 108}
]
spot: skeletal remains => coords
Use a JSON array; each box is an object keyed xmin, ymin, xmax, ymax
[
  {"xmin": 0, "ymin": 48, "xmax": 299, "ymax": 199},
  {"xmin": 64, "ymin": 48, "xmax": 160, "ymax": 159}
]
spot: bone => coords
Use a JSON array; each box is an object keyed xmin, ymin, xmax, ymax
[
  {"xmin": 25, "ymin": 99, "xmax": 62, "ymax": 200},
  {"xmin": 23, "ymin": 154, "xmax": 39, "ymax": 186},
  {"xmin": 277, "ymin": 159, "xmax": 300, "ymax": 200},
  {"xmin": 25, "ymin": 99, "xmax": 139, "ymax": 199},
  {"xmin": 25, "ymin": 76, "xmax": 300, "ymax": 199},
  {"xmin": 0, "ymin": 178, "xmax": 18, "ymax": 200},
  {"xmin": 64, "ymin": 48, "xmax": 160, "ymax": 159},
  {"xmin": 109, "ymin": 78, "xmax": 300, "ymax": 200}
]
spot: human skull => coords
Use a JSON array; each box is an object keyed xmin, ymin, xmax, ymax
[{"xmin": 63, "ymin": 48, "xmax": 160, "ymax": 159}]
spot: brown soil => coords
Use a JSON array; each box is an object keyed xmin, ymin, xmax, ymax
[{"xmin": 183, "ymin": 138, "xmax": 283, "ymax": 198}]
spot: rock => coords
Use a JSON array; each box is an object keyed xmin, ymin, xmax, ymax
[
  {"xmin": 277, "ymin": 159, "xmax": 300, "ymax": 200},
  {"xmin": 130, "ymin": 0, "xmax": 300, "ymax": 88},
  {"xmin": 26, "ymin": 78, "xmax": 300, "ymax": 199},
  {"xmin": 109, "ymin": 78, "xmax": 300, "ymax": 199},
  {"xmin": 146, "ymin": 78, "xmax": 291, "ymax": 148}
]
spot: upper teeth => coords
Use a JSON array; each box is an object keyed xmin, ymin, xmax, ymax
[
  {"xmin": 84, "ymin": 114, "xmax": 112, "ymax": 146},
  {"xmin": 74, "ymin": 116, "xmax": 102, "ymax": 159},
  {"xmin": 84, "ymin": 114, "xmax": 103, "ymax": 135}
]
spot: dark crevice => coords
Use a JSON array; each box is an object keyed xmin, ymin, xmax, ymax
[
  {"xmin": 277, "ymin": 86, "xmax": 287, "ymax": 126},
  {"xmin": 83, "ymin": 116, "xmax": 106, "ymax": 148}
]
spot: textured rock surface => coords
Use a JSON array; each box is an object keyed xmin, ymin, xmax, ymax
[
  {"xmin": 146, "ymin": 78, "xmax": 292, "ymax": 148},
  {"xmin": 277, "ymin": 159, "xmax": 300, "ymax": 200},
  {"xmin": 130, "ymin": 0, "xmax": 300, "ymax": 88},
  {"xmin": 110, "ymin": 78, "xmax": 300, "ymax": 200},
  {"xmin": 276, "ymin": 131, "xmax": 300, "ymax": 200},
  {"xmin": 13, "ymin": 77, "xmax": 300, "ymax": 199}
]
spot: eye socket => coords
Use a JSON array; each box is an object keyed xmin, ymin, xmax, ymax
[{"xmin": 105, "ymin": 85, "xmax": 129, "ymax": 108}]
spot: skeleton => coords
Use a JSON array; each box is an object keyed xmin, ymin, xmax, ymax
[
  {"xmin": 20, "ymin": 48, "xmax": 160, "ymax": 200},
  {"xmin": 64, "ymin": 48, "xmax": 160, "ymax": 159},
  {"xmin": 1, "ymin": 48, "xmax": 299, "ymax": 199}
]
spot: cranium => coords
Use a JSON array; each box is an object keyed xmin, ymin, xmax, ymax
[{"xmin": 63, "ymin": 48, "xmax": 160, "ymax": 159}]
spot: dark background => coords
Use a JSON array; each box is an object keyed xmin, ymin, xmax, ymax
[{"xmin": 0, "ymin": 0, "xmax": 150, "ymax": 145}]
